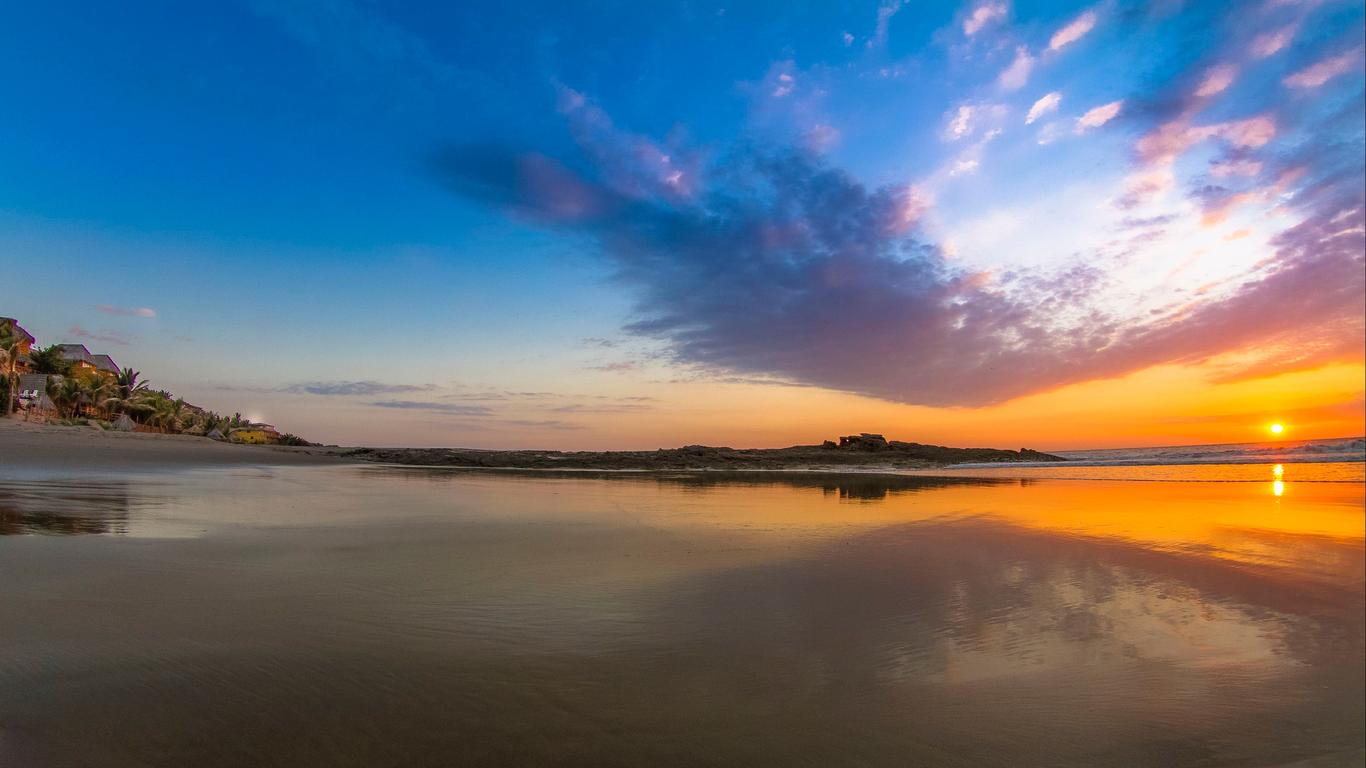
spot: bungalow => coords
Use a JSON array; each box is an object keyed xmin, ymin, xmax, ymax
[
  {"xmin": 1, "ymin": 317, "xmax": 36, "ymax": 372},
  {"xmin": 55, "ymin": 344, "xmax": 119, "ymax": 379},
  {"xmin": 90, "ymin": 354, "xmax": 120, "ymax": 377},
  {"xmin": 16, "ymin": 373, "xmax": 57, "ymax": 413}
]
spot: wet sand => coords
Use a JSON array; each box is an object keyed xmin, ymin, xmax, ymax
[
  {"xmin": 0, "ymin": 418, "xmax": 342, "ymax": 472},
  {"xmin": 0, "ymin": 464, "xmax": 1362, "ymax": 766}
]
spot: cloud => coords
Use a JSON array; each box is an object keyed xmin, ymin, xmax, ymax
[
  {"xmin": 1075, "ymin": 100, "xmax": 1123, "ymax": 131},
  {"xmin": 772, "ymin": 72, "xmax": 795, "ymax": 98},
  {"xmin": 96, "ymin": 305, "xmax": 156, "ymax": 318},
  {"xmin": 1134, "ymin": 115, "xmax": 1275, "ymax": 167},
  {"xmin": 997, "ymin": 47, "xmax": 1034, "ymax": 91},
  {"xmin": 589, "ymin": 361, "xmax": 641, "ymax": 373},
  {"xmin": 842, "ymin": 31, "xmax": 854, "ymax": 46},
  {"xmin": 803, "ymin": 123, "xmax": 841, "ymax": 153},
  {"xmin": 550, "ymin": 403, "xmax": 652, "ymax": 414},
  {"xmin": 1048, "ymin": 10, "xmax": 1097, "ymax": 52},
  {"xmin": 871, "ymin": 0, "xmax": 903, "ymax": 48},
  {"xmin": 287, "ymin": 380, "xmax": 435, "ymax": 396},
  {"xmin": 430, "ymin": 92, "xmax": 1362, "ymax": 407},
  {"xmin": 1194, "ymin": 64, "xmax": 1237, "ymax": 98},
  {"xmin": 946, "ymin": 105, "xmax": 976, "ymax": 140},
  {"xmin": 1283, "ymin": 49, "xmax": 1362, "ymax": 89},
  {"xmin": 1251, "ymin": 25, "xmax": 1296, "ymax": 58},
  {"xmin": 1025, "ymin": 92, "xmax": 1061, "ymax": 124},
  {"xmin": 68, "ymin": 326, "xmax": 131, "ymax": 346},
  {"xmin": 368, "ymin": 400, "xmax": 494, "ymax": 415},
  {"xmin": 963, "ymin": 3, "xmax": 1008, "ymax": 36}
]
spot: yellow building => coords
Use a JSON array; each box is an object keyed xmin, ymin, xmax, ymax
[{"xmin": 229, "ymin": 424, "xmax": 281, "ymax": 444}]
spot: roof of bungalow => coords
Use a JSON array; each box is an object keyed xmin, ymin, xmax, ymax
[
  {"xmin": 90, "ymin": 353, "xmax": 120, "ymax": 374},
  {"xmin": 54, "ymin": 344, "xmax": 96, "ymax": 365},
  {"xmin": 1, "ymin": 317, "xmax": 36, "ymax": 344}
]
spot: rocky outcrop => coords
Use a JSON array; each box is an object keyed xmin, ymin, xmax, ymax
[{"xmin": 343, "ymin": 435, "xmax": 1067, "ymax": 471}]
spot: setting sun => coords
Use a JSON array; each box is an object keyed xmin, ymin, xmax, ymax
[{"xmin": 1270, "ymin": 423, "xmax": 1285, "ymax": 435}]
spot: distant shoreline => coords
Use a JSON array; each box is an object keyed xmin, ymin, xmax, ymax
[{"xmin": 0, "ymin": 419, "xmax": 1063, "ymax": 474}]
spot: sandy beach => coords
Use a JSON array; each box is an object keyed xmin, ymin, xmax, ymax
[{"xmin": 0, "ymin": 418, "xmax": 342, "ymax": 472}]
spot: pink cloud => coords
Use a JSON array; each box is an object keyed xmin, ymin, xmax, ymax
[
  {"xmin": 1135, "ymin": 115, "xmax": 1275, "ymax": 166},
  {"xmin": 1048, "ymin": 10, "xmax": 1097, "ymax": 52},
  {"xmin": 1075, "ymin": 100, "xmax": 1123, "ymax": 131},
  {"xmin": 1210, "ymin": 158, "xmax": 1264, "ymax": 177},
  {"xmin": 1194, "ymin": 64, "xmax": 1238, "ymax": 97},
  {"xmin": 1284, "ymin": 49, "xmax": 1362, "ymax": 89},
  {"xmin": 68, "ymin": 325, "xmax": 132, "ymax": 346},
  {"xmin": 963, "ymin": 2, "xmax": 1008, "ymax": 36},
  {"xmin": 1025, "ymin": 91, "xmax": 1061, "ymax": 124},
  {"xmin": 997, "ymin": 47, "xmax": 1034, "ymax": 90},
  {"xmin": 1251, "ymin": 25, "xmax": 1296, "ymax": 58},
  {"xmin": 96, "ymin": 304, "xmax": 156, "ymax": 318},
  {"xmin": 945, "ymin": 105, "xmax": 975, "ymax": 140}
]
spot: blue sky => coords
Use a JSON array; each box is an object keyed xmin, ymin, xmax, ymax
[{"xmin": 2, "ymin": 0, "xmax": 1362, "ymax": 447}]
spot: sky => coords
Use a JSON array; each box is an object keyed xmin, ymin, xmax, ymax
[{"xmin": 1, "ymin": 0, "xmax": 1362, "ymax": 450}]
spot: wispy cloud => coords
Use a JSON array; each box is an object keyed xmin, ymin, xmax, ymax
[
  {"xmin": 997, "ymin": 47, "xmax": 1034, "ymax": 91},
  {"xmin": 1075, "ymin": 100, "xmax": 1123, "ymax": 132},
  {"xmin": 96, "ymin": 305, "xmax": 156, "ymax": 318},
  {"xmin": 68, "ymin": 325, "xmax": 132, "ymax": 346},
  {"xmin": 1194, "ymin": 64, "xmax": 1237, "ymax": 98},
  {"xmin": 1048, "ymin": 10, "xmax": 1097, "ymax": 52},
  {"xmin": 288, "ymin": 380, "xmax": 435, "ymax": 396},
  {"xmin": 1025, "ymin": 92, "xmax": 1061, "ymax": 124},
  {"xmin": 1284, "ymin": 49, "xmax": 1362, "ymax": 89},
  {"xmin": 1251, "ymin": 25, "xmax": 1297, "ymax": 59},
  {"xmin": 550, "ymin": 403, "xmax": 652, "ymax": 414},
  {"xmin": 870, "ymin": 0, "xmax": 903, "ymax": 48},
  {"xmin": 368, "ymin": 400, "xmax": 494, "ymax": 415},
  {"xmin": 963, "ymin": 2, "xmax": 1007, "ymax": 36}
]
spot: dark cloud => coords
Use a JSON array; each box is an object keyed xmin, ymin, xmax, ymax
[
  {"xmin": 429, "ymin": 65, "xmax": 1363, "ymax": 407},
  {"xmin": 288, "ymin": 381, "xmax": 435, "ymax": 396}
]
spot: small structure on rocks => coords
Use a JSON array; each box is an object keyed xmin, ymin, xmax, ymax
[{"xmin": 837, "ymin": 433, "xmax": 889, "ymax": 450}]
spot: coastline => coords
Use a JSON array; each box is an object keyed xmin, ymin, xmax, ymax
[
  {"xmin": 6, "ymin": 419, "xmax": 1359, "ymax": 481},
  {"xmin": 0, "ymin": 419, "xmax": 1063, "ymax": 474},
  {"xmin": 0, "ymin": 418, "xmax": 342, "ymax": 473}
]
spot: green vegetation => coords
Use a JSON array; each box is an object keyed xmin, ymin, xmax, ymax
[
  {"xmin": 41, "ymin": 370, "xmax": 266, "ymax": 438},
  {"xmin": 0, "ymin": 319, "xmax": 26, "ymax": 415},
  {"xmin": 26, "ymin": 344, "xmax": 73, "ymax": 375},
  {"xmin": 4, "ymin": 317, "xmax": 308, "ymax": 444}
]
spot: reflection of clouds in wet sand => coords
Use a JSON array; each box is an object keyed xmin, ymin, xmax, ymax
[
  {"xmin": 0, "ymin": 466, "xmax": 1360, "ymax": 766},
  {"xmin": 643, "ymin": 517, "xmax": 1362, "ymax": 763}
]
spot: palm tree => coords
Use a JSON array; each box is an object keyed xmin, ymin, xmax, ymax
[
  {"xmin": 27, "ymin": 345, "xmax": 72, "ymax": 375},
  {"xmin": 85, "ymin": 376, "xmax": 117, "ymax": 420},
  {"xmin": 0, "ymin": 347, "xmax": 16, "ymax": 416},
  {"xmin": 49, "ymin": 377, "xmax": 88, "ymax": 419},
  {"xmin": 0, "ymin": 319, "xmax": 22, "ymax": 415},
  {"xmin": 148, "ymin": 397, "xmax": 188, "ymax": 432},
  {"xmin": 116, "ymin": 367, "xmax": 148, "ymax": 399}
]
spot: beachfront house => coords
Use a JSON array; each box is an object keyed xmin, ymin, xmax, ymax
[
  {"xmin": 1, "ymin": 317, "xmax": 36, "ymax": 373},
  {"xmin": 55, "ymin": 344, "xmax": 119, "ymax": 379}
]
